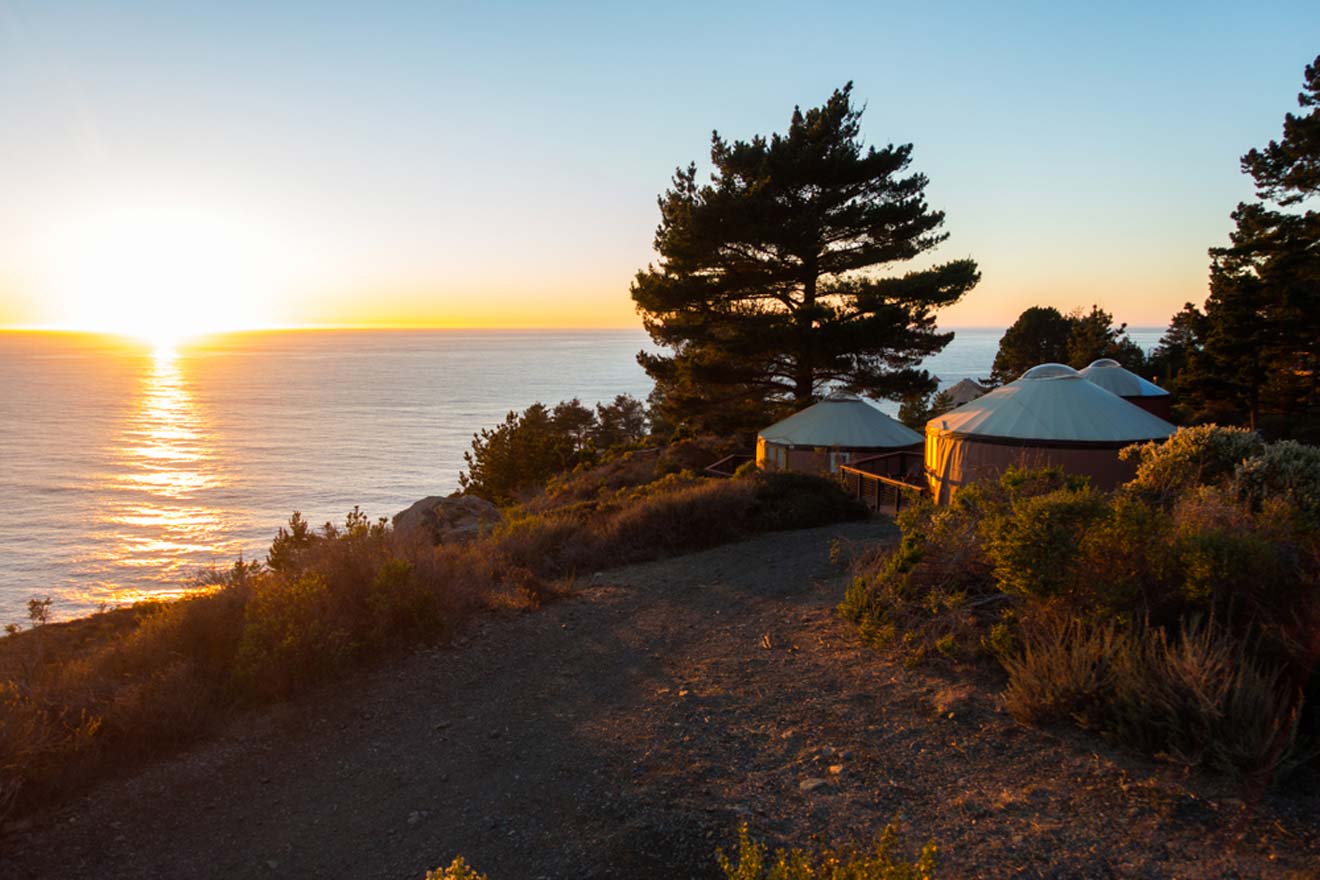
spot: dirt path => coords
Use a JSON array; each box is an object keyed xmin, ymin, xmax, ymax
[{"xmin": 3, "ymin": 522, "xmax": 1317, "ymax": 879}]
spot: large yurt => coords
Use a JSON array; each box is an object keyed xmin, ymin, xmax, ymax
[
  {"xmin": 757, "ymin": 392, "xmax": 922, "ymax": 476},
  {"xmin": 925, "ymin": 363, "xmax": 1176, "ymax": 503},
  {"xmin": 1079, "ymin": 358, "xmax": 1173, "ymax": 420}
]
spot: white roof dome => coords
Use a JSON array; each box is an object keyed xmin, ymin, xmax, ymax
[
  {"xmin": 1079, "ymin": 359, "xmax": 1169, "ymax": 398},
  {"xmin": 929, "ymin": 363, "xmax": 1175, "ymax": 443},
  {"xmin": 760, "ymin": 393, "xmax": 922, "ymax": 448},
  {"xmin": 1021, "ymin": 362, "xmax": 1079, "ymax": 380}
]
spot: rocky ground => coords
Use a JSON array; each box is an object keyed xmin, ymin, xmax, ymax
[{"xmin": 3, "ymin": 520, "xmax": 1317, "ymax": 879}]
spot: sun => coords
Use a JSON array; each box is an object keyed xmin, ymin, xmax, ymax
[{"xmin": 31, "ymin": 201, "xmax": 286, "ymax": 345}]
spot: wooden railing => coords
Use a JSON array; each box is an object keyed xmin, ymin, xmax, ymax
[
  {"xmin": 704, "ymin": 453, "xmax": 755, "ymax": 478},
  {"xmin": 837, "ymin": 464, "xmax": 927, "ymax": 515}
]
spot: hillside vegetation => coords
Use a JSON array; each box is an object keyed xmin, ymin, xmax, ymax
[
  {"xmin": 842, "ymin": 426, "xmax": 1320, "ymax": 783},
  {"xmin": 0, "ymin": 448, "xmax": 862, "ymax": 823}
]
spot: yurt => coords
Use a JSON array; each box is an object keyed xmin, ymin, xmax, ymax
[
  {"xmin": 1079, "ymin": 358, "xmax": 1173, "ymax": 420},
  {"xmin": 757, "ymin": 392, "xmax": 922, "ymax": 476},
  {"xmin": 944, "ymin": 378, "xmax": 988, "ymax": 408},
  {"xmin": 925, "ymin": 363, "xmax": 1176, "ymax": 503}
]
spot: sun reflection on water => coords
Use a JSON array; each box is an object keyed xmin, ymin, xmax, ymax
[{"xmin": 99, "ymin": 343, "xmax": 228, "ymax": 592}]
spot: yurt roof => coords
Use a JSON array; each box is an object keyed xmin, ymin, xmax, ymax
[
  {"xmin": 928, "ymin": 364, "xmax": 1175, "ymax": 444},
  {"xmin": 760, "ymin": 392, "xmax": 922, "ymax": 448},
  {"xmin": 944, "ymin": 378, "xmax": 988, "ymax": 407},
  {"xmin": 1079, "ymin": 358, "xmax": 1170, "ymax": 398}
]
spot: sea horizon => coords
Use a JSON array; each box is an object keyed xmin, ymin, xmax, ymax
[{"xmin": 0, "ymin": 325, "xmax": 1168, "ymax": 625}]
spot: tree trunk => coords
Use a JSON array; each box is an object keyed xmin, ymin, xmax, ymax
[{"xmin": 794, "ymin": 271, "xmax": 817, "ymax": 403}]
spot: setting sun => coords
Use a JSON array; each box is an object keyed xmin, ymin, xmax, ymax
[{"xmin": 29, "ymin": 202, "xmax": 288, "ymax": 347}]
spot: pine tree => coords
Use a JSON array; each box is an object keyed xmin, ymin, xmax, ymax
[
  {"xmin": 988, "ymin": 306, "xmax": 1072, "ymax": 385},
  {"xmin": 1147, "ymin": 303, "xmax": 1207, "ymax": 387},
  {"xmin": 1065, "ymin": 305, "xmax": 1146, "ymax": 372},
  {"xmin": 632, "ymin": 83, "xmax": 979, "ymax": 436},
  {"xmin": 1186, "ymin": 55, "xmax": 1320, "ymax": 436}
]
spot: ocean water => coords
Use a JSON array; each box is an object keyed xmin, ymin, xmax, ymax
[{"xmin": 0, "ymin": 327, "xmax": 1164, "ymax": 623}]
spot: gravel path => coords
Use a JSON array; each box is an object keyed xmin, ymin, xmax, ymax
[{"xmin": 3, "ymin": 521, "xmax": 1316, "ymax": 879}]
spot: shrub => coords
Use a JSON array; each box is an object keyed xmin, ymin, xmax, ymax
[
  {"xmin": 1121, "ymin": 425, "xmax": 1264, "ymax": 502},
  {"xmin": 982, "ymin": 486, "xmax": 1108, "ymax": 601},
  {"xmin": 1003, "ymin": 614, "xmax": 1309, "ymax": 780},
  {"xmin": 1000, "ymin": 610, "xmax": 1128, "ymax": 727},
  {"xmin": 1234, "ymin": 438, "xmax": 1320, "ymax": 521},
  {"xmin": 748, "ymin": 471, "xmax": 867, "ymax": 531},
  {"xmin": 845, "ymin": 442, "xmax": 1320, "ymax": 783},
  {"xmin": 718, "ymin": 821, "xmax": 938, "ymax": 880},
  {"xmin": 237, "ymin": 571, "xmax": 353, "ymax": 698},
  {"xmin": 1108, "ymin": 619, "xmax": 1309, "ymax": 779}
]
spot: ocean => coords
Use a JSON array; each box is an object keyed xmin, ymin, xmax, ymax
[{"xmin": 0, "ymin": 327, "xmax": 1165, "ymax": 623}]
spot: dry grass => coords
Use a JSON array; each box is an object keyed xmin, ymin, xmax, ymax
[
  {"xmin": 1002, "ymin": 612, "xmax": 1311, "ymax": 781},
  {"xmin": 0, "ymin": 467, "xmax": 862, "ymax": 823}
]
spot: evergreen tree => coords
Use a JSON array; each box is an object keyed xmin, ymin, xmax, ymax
[
  {"xmin": 898, "ymin": 388, "xmax": 954, "ymax": 430},
  {"xmin": 988, "ymin": 306, "xmax": 1072, "ymax": 384},
  {"xmin": 632, "ymin": 84, "xmax": 979, "ymax": 436},
  {"xmin": 1147, "ymin": 302, "xmax": 1207, "ymax": 387},
  {"xmin": 460, "ymin": 402, "xmax": 592, "ymax": 504},
  {"xmin": 1065, "ymin": 305, "xmax": 1146, "ymax": 371},
  {"xmin": 1184, "ymin": 54, "xmax": 1320, "ymax": 436},
  {"xmin": 591, "ymin": 394, "xmax": 649, "ymax": 450}
]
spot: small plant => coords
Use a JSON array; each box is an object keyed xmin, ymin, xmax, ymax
[
  {"xmin": 718, "ymin": 821, "xmax": 938, "ymax": 880},
  {"xmin": 26, "ymin": 597, "xmax": 52, "ymax": 627},
  {"xmin": 424, "ymin": 856, "xmax": 489, "ymax": 880}
]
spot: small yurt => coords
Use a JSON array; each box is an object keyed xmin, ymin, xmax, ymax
[
  {"xmin": 944, "ymin": 378, "xmax": 988, "ymax": 408},
  {"xmin": 757, "ymin": 392, "xmax": 922, "ymax": 476},
  {"xmin": 925, "ymin": 363, "xmax": 1175, "ymax": 503},
  {"xmin": 1080, "ymin": 358, "xmax": 1173, "ymax": 420}
]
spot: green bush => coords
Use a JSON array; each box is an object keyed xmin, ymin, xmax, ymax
[
  {"xmin": 1234, "ymin": 438, "xmax": 1320, "ymax": 520},
  {"xmin": 844, "ymin": 436, "xmax": 1320, "ymax": 783},
  {"xmin": 237, "ymin": 571, "xmax": 352, "ymax": 697},
  {"xmin": 749, "ymin": 471, "xmax": 867, "ymax": 531},
  {"xmin": 983, "ymin": 486, "xmax": 1108, "ymax": 600},
  {"xmin": 1121, "ymin": 425, "xmax": 1264, "ymax": 502}
]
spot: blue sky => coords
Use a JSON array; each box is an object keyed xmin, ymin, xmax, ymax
[{"xmin": 1, "ymin": 1, "xmax": 1316, "ymax": 330}]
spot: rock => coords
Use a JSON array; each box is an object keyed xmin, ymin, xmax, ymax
[
  {"xmin": 393, "ymin": 494, "xmax": 501, "ymax": 545},
  {"xmin": 827, "ymin": 764, "xmax": 844, "ymax": 775},
  {"xmin": 799, "ymin": 778, "xmax": 830, "ymax": 792}
]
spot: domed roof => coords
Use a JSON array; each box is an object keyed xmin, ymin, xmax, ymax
[
  {"xmin": 1079, "ymin": 359, "xmax": 1169, "ymax": 398},
  {"xmin": 1021, "ymin": 362, "xmax": 1079, "ymax": 380},
  {"xmin": 760, "ymin": 393, "xmax": 922, "ymax": 448},
  {"xmin": 928, "ymin": 363, "xmax": 1174, "ymax": 443}
]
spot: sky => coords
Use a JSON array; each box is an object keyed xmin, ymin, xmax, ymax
[{"xmin": 1, "ymin": 1, "xmax": 1317, "ymax": 334}]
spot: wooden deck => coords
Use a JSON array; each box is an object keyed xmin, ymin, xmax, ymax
[{"xmin": 837, "ymin": 453, "xmax": 927, "ymax": 515}]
